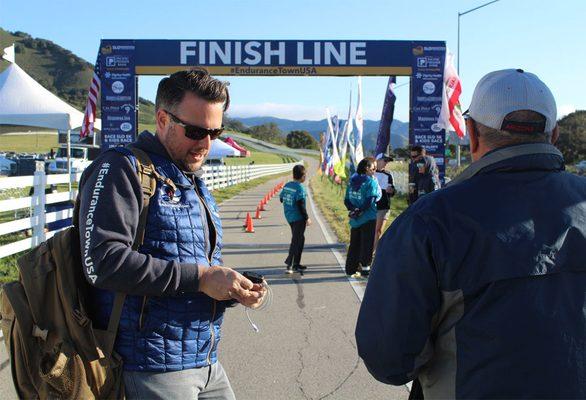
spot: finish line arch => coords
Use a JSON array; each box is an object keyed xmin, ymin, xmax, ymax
[{"xmin": 98, "ymin": 39, "xmax": 447, "ymax": 173}]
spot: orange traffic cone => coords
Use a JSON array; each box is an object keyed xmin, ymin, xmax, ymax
[
  {"xmin": 245, "ymin": 213, "xmax": 255, "ymax": 233},
  {"xmin": 259, "ymin": 199, "xmax": 266, "ymax": 211},
  {"xmin": 243, "ymin": 212, "xmax": 251, "ymax": 227},
  {"xmin": 255, "ymin": 206, "xmax": 262, "ymax": 219}
]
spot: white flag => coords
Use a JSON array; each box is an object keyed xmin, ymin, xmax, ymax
[
  {"xmin": 354, "ymin": 77, "xmax": 364, "ymax": 163},
  {"xmin": 2, "ymin": 44, "xmax": 15, "ymax": 63},
  {"xmin": 329, "ymin": 111, "xmax": 340, "ymax": 171},
  {"xmin": 438, "ymin": 51, "xmax": 465, "ymax": 138},
  {"xmin": 339, "ymin": 90, "xmax": 353, "ymax": 161}
]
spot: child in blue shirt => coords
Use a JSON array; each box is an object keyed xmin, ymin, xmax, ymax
[{"xmin": 280, "ymin": 164, "xmax": 312, "ymax": 274}]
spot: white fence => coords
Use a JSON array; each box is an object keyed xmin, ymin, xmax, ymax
[{"xmin": 0, "ymin": 161, "xmax": 299, "ymax": 260}]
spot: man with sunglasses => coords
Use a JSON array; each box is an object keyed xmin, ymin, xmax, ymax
[
  {"xmin": 357, "ymin": 69, "xmax": 586, "ymax": 398},
  {"xmin": 407, "ymin": 145, "xmax": 440, "ymax": 205},
  {"xmin": 78, "ymin": 69, "xmax": 265, "ymax": 399}
]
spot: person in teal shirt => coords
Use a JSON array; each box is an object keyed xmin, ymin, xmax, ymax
[
  {"xmin": 344, "ymin": 157, "xmax": 381, "ymax": 277},
  {"xmin": 280, "ymin": 165, "xmax": 312, "ymax": 274}
]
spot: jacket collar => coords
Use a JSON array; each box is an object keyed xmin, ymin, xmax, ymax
[
  {"xmin": 449, "ymin": 143, "xmax": 564, "ymax": 186},
  {"xmin": 133, "ymin": 130, "xmax": 205, "ymax": 178}
]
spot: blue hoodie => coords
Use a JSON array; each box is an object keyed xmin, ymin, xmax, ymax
[{"xmin": 344, "ymin": 173, "xmax": 381, "ymax": 228}]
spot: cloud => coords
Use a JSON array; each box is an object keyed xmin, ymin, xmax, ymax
[
  {"xmin": 227, "ymin": 102, "xmax": 395, "ymax": 121},
  {"xmin": 558, "ymin": 104, "xmax": 576, "ymax": 118}
]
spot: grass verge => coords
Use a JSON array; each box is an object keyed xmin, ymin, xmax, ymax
[
  {"xmin": 0, "ymin": 133, "xmax": 58, "ymax": 153},
  {"xmin": 309, "ymin": 172, "xmax": 409, "ymax": 244}
]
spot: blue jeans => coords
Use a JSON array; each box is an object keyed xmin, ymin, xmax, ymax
[{"xmin": 123, "ymin": 362, "xmax": 236, "ymax": 400}]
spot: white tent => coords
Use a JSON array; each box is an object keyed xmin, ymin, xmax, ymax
[
  {"xmin": 0, "ymin": 63, "xmax": 100, "ymax": 131},
  {"xmin": 208, "ymin": 138, "xmax": 241, "ymax": 159}
]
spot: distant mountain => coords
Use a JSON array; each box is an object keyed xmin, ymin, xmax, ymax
[{"xmin": 231, "ymin": 116, "xmax": 410, "ymax": 151}]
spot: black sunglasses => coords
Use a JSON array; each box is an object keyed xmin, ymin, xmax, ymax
[{"xmin": 164, "ymin": 110, "xmax": 224, "ymax": 140}]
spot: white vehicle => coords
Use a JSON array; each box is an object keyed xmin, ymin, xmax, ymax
[{"xmin": 46, "ymin": 145, "xmax": 100, "ymax": 174}]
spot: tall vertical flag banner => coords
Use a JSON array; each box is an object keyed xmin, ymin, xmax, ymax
[
  {"xmin": 324, "ymin": 108, "xmax": 335, "ymax": 173},
  {"xmin": 80, "ymin": 54, "xmax": 101, "ymax": 139},
  {"xmin": 334, "ymin": 90, "xmax": 353, "ymax": 178},
  {"xmin": 374, "ymin": 76, "xmax": 397, "ymax": 158},
  {"xmin": 354, "ymin": 77, "xmax": 364, "ymax": 164},
  {"xmin": 329, "ymin": 112, "xmax": 341, "ymax": 175},
  {"xmin": 2, "ymin": 44, "xmax": 15, "ymax": 63},
  {"xmin": 438, "ymin": 51, "xmax": 465, "ymax": 138}
]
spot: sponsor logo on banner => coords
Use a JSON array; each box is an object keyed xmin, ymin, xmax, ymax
[
  {"xmin": 431, "ymin": 123, "xmax": 443, "ymax": 132},
  {"xmin": 101, "ymin": 45, "xmax": 112, "ymax": 55},
  {"xmin": 120, "ymin": 122, "xmax": 133, "ymax": 132},
  {"xmin": 106, "ymin": 56, "xmax": 130, "ymax": 67},
  {"xmin": 417, "ymin": 58, "xmax": 428, "ymax": 68},
  {"xmin": 111, "ymin": 81, "xmax": 125, "ymax": 94},
  {"xmin": 106, "ymin": 115, "xmax": 132, "ymax": 122},
  {"xmin": 423, "ymin": 81, "xmax": 436, "ymax": 94},
  {"xmin": 120, "ymin": 104, "xmax": 134, "ymax": 113},
  {"xmin": 105, "ymin": 72, "xmax": 131, "ymax": 79},
  {"xmin": 105, "ymin": 95, "xmax": 132, "ymax": 102},
  {"xmin": 413, "ymin": 46, "xmax": 424, "ymax": 56},
  {"xmin": 113, "ymin": 45, "xmax": 135, "ymax": 51}
]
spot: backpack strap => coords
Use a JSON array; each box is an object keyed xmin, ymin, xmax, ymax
[{"xmin": 104, "ymin": 145, "xmax": 160, "ymax": 356}]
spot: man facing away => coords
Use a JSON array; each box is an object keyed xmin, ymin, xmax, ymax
[
  {"xmin": 407, "ymin": 145, "xmax": 440, "ymax": 205},
  {"xmin": 79, "ymin": 69, "xmax": 265, "ymax": 399},
  {"xmin": 356, "ymin": 69, "xmax": 586, "ymax": 399},
  {"xmin": 280, "ymin": 164, "xmax": 312, "ymax": 274}
]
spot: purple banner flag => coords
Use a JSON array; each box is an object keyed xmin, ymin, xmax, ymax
[{"xmin": 374, "ymin": 76, "xmax": 396, "ymax": 158}]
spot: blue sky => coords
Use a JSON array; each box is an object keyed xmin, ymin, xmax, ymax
[{"xmin": 1, "ymin": 0, "xmax": 584, "ymax": 122}]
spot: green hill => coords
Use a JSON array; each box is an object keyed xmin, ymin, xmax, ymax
[{"xmin": 0, "ymin": 27, "xmax": 155, "ymax": 123}]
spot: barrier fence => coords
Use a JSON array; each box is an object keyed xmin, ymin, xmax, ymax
[{"xmin": 0, "ymin": 161, "xmax": 300, "ymax": 260}]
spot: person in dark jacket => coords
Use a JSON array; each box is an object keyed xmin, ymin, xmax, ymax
[
  {"xmin": 407, "ymin": 145, "xmax": 440, "ymax": 205},
  {"xmin": 280, "ymin": 164, "xmax": 312, "ymax": 274},
  {"xmin": 373, "ymin": 154, "xmax": 395, "ymax": 252},
  {"xmin": 344, "ymin": 157, "xmax": 381, "ymax": 278},
  {"xmin": 356, "ymin": 69, "xmax": 586, "ymax": 399},
  {"xmin": 78, "ymin": 69, "xmax": 265, "ymax": 400}
]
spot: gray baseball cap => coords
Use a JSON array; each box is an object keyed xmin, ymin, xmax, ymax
[{"xmin": 467, "ymin": 69, "xmax": 557, "ymax": 134}]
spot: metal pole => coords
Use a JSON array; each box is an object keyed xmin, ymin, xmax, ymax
[
  {"xmin": 455, "ymin": 0, "xmax": 500, "ymax": 169},
  {"xmin": 67, "ymin": 129, "xmax": 72, "ymax": 195}
]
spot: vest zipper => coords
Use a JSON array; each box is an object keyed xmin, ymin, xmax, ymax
[
  {"xmin": 191, "ymin": 177, "xmax": 219, "ymax": 365},
  {"xmin": 192, "ymin": 181, "xmax": 218, "ymax": 263},
  {"xmin": 138, "ymin": 296, "xmax": 148, "ymax": 330}
]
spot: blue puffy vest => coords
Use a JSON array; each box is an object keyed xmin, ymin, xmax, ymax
[{"xmin": 91, "ymin": 149, "xmax": 225, "ymax": 372}]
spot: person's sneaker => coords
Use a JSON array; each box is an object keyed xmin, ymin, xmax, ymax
[
  {"xmin": 293, "ymin": 264, "xmax": 307, "ymax": 271},
  {"xmin": 350, "ymin": 272, "xmax": 362, "ymax": 279},
  {"xmin": 286, "ymin": 265, "xmax": 294, "ymax": 274}
]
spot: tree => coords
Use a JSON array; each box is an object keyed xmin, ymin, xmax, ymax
[
  {"xmin": 286, "ymin": 130, "xmax": 318, "ymax": 150},
  {"xmin": 556, "ymin": 110, "xmax": 586, "ymax": 164},
  {"xmin": 249, "ymin": 123, "xmax": 285, "ymax": 145},
  {"xmin": 223, "ymin": 115, "xmax": 248, "ymax": 133}
]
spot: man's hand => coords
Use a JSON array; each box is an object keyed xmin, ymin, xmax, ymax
[
  {"xmin": 307, "ymin": 218, "xmax": 312, "ymax": 226},
  {"xmin": 199, "ymin": 266, "xmax": 266, "ymax": 308}
]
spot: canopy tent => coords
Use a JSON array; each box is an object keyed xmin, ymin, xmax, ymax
[
  {"xmin": 208, "ymin": 138, "xmax": 241, "ymax": 159},
  {"xmin": 224, "ymin": 136, "xmax": 250, "ymax": 156},
  {"xmin": 0, "ymin": 63, "xmax": 100, "ymax": 131}
]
